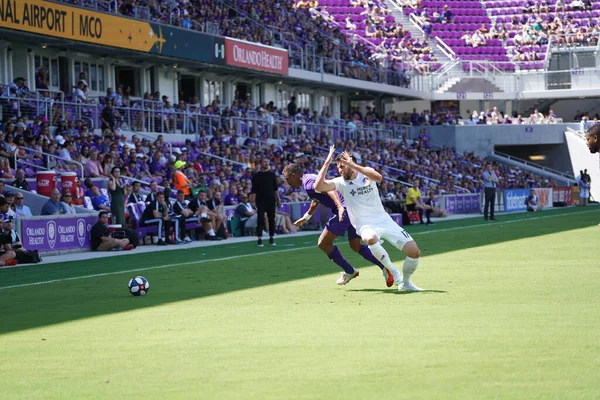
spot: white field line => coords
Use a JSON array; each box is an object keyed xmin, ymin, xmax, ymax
[{"xmin": 0, "ymin": 208, "xmax": 595, "ymax": 291}]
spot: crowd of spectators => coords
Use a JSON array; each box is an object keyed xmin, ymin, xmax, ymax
[
  {"xmin": 54, "ymin": 0, "xmax": 429, "ymax": 83},
  {"xmin": 0, "ymin": 80, "xmax": 558, "ymax": 247}
]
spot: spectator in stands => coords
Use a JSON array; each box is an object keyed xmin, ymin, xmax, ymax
[
  {"xmin": 100, "ymin": 100, "xmax": 115, "ymax": 132},
  {"xmin": 0, "ymin": 181, "xmax": 4, "ymax": 196},
  {"xmin": 13, "ymin": 193, "xmax": 32, "ymax": 218},
  {"xmin": 288, "ymin": 97, "xmax": 297, "ymax": 117},
  {"xmin": 61, "ymin": 192, "xmax": 77, "ymax": 215},
  {"xmin": 4, "ymin": 192, "xmax": 16, "ymax": 219},
  {"xmin": 91, "ymin": 211, "xmax": 133, "ymax": 251},
  {"xmin": 90, "ymin": 185, "xmax": 111, "ymax": 212},
  {"xmin": 41, "ymin": 189, "xmax": 67, "ymax": 216},
  {"xmin": 224, "ymin": 185, "xmax": 240, "ymax": 206},
  {"xmin": 11, "ymin": 168, "xmax": 29, "ymax": 191},
  {"xmin": 108, "ymin": 166, "xmax": 126, "ymax": 226},
  {"xmin": 140, "ymin": 191, "xmax": 176, "ymax": 246},
  {"xmin": 85, "ymin": 150, "xmax": 103, "ymax": 177}
]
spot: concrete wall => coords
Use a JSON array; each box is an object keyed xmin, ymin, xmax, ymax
[{"xmin": 419, "ymin": 123, "xmax": 579, "ymax": 156}]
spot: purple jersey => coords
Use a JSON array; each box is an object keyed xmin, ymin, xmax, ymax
[{"xmin": 302, "ymin": 174, "xmax": 344, "ymax": 213}]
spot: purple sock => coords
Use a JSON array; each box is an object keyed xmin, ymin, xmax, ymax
[
  {"xmin": 359, "ymin": 245, "xmax": 385, "ymax": 270},
  {"xmin": 328, "ymin": 246, "xmax": 355, "ymax": 274}
]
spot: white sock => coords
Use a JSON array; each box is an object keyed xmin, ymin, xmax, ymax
[
  {"xmin": 208, "ymin": 229, "xmax": 216, "ymax": 236},
  {"xmin": 368, "ymin": 242, "xmax": 400, "ymax": 281},
  {"xmin": 201, "ymin": 212, "xmax": 208, "ymax": 219},
  {"xmin": 402, "ymin": 257, "xmax": 420, "ymax": 283}
]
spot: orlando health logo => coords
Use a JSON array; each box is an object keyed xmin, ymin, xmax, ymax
[
  {"xmin": 77, "ymin": 219, "xmax": 86, "ymax": 246},
  {"xmin": 47, "ymin": 220, "xmax": 57, "ymax": 249}
]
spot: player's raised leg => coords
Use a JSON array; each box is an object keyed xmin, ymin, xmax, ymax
[
  {"xmin": 318, "ymin": 229, "xmax": 359, "ymax": 285},
  {"xmin": 361, "ymin": 228, "xmax": 402, "ymax": 286}
]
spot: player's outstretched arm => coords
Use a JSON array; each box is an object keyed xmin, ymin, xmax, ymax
[
  {"xmin": 315, "ymin": 145, "xmax": 337, "ymax": 193},
  {"xmin": 294, "ymin": 199, "xmax": 319, "ymax": 227},
  {"xmin": 339, "ymin": 152, "xmax": 383, "ymax": 183}
]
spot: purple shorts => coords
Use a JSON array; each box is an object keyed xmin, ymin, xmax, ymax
[{"xmin": 324, "ymin": 210, "xmax": 360, "ymax": 240}]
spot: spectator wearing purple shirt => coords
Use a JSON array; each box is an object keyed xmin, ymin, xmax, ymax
[
  {"xmin": 149, "ymin": 152, "xmax": 167, "ymax": 178},
  {"xmin": 224, "ymin": 185, "xmax": 240, "ymax": 206}
]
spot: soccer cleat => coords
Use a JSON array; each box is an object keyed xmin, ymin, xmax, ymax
[
  {"xmin": 124, "ymin": 244, "xmax": 134, "ymax": 251},
  {"xmin": 336, "ymin": 270, "xmax": 359, "ymax": 285},
  {"xmin": 183, "ymin": 237, "xmax": 192, "ymax": 243},
  {"xmin": 157, "ymin": 239, "xmax": 166, "ymax": 246},
  {"xmin": 269, "ymin": 238, "xmax": 276, "ymax": 246},
  {"xmin": 399, "ymin": 281, "xmax": 424, "ymax": 292},
  {"xmin": 257, "ymin": 238, "xmax": 264, "ymax": 247},
  {"xmin": 382, "ymin": 268, "xmax": 394, "ymax": 288},
  {"xmin": 4, "ymin": 259, "xmax": 17, "ymax": 266}
]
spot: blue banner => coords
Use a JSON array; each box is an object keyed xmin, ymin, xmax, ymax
[{"xmin": 504, "ymin": 189, "xmax": 530, "ymax": 212}]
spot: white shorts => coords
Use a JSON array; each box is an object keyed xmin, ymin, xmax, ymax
[{"xmin": 356, "ymin": 215, "xmax": 414, "ymax": 251}]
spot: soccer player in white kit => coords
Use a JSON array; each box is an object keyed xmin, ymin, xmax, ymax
[{"xmin": 315, "ymin": 145, "xmax": 424, "ymax": 291}]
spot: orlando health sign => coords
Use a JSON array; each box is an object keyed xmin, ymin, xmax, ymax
[{"xmin": 19, "ymin": 215, "xmax": 97, "ymax": 252}]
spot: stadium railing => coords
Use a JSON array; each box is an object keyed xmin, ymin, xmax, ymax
[{"xmin": 14, "ymin": 147, "xmax": 86, "ymax": 180}]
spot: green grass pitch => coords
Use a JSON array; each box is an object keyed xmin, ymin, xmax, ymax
[{"xmin": 1, "ymin": 207, "xmax": 600, "ymax": 399}]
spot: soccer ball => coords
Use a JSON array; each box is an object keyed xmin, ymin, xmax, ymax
[{"xmin": 128, "ymin": 276, "xmax": 149, "ymax": 296}]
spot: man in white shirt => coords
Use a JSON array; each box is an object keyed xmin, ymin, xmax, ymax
[
  {"xmin": 315, "ymin": 146, "xmax": 424, "ymax": 291},
  {"xmin": 14, "ymin": 193, "xmax": 33, "ymax": 218}
]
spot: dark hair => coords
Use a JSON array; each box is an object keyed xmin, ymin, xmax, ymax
[
  {"xmin": 282, "ymin": 163, "xmax": 303, "ymax": 177},
  {"xmin": 111, "ymin": 166, "xmax": 120, "ymax": 175},
  {"xmin": 587, "ymin": 123, "xmax": 600, "ymax": 138},
  {"xmin": 177, "ymin": 189, "xmax": 185, "ymax": 195},
  {"xmin": 335, "ymin": 153, "xmax": 357, "ymax": 163},
  {"xmin": 98, "ymin": 211, "xmax": 108, "ymax": 218}
]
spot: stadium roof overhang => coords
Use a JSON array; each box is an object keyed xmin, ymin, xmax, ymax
[{"xmin": 0, "ymin": 28, "xmax": 423, "ymax": 101}]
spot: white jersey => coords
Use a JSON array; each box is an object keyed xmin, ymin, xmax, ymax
[{"xmin": 331, "ymin": 172, "xmax": 387, "ymax": 227}]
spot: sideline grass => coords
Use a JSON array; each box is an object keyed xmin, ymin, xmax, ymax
[{"xmin": 1, "ymin": 207, "xmax": 599, "ymax": 399}]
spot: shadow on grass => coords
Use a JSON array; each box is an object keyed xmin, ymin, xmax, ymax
[
  {"xmin": 0, "ymin": 207, "xmax": 595, "ymax": 335},
  {"xmin": 349, "ymin": 289, "xmax": 448, "ymax": 294}
]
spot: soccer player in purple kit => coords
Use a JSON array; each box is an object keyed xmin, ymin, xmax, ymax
[{"xmin": 282, "ymin": 163, "xmax": 395, "ymax": 287}]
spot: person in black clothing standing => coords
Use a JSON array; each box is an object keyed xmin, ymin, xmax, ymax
[
  {"xmin": 250, "ymin": 158, "xmax": 281, "ymax": 247},
  {"xmin": 100, "ymin": 99, "xmax": 115, "ymax": 132}
]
